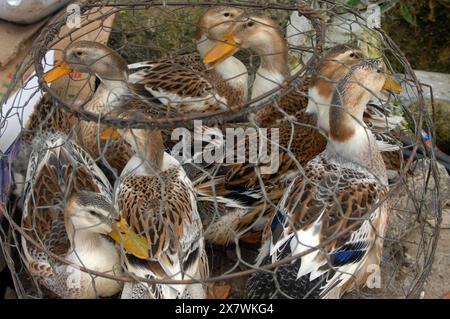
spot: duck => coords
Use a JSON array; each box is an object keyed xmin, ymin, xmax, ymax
[
  {"xmin": 129, "ymin": 6, "xmax": 248, "ymax": 109},
  {"xmin": 42, "ymin": 41, "xmax": 221, "ymax": 174},
  {"xmin": 110, "ymin": 124, "xmax": 208, "ymax": 299},
  {"xmin": 20, "ymin": 132, "xmax": 145, "ymax": 298},
  {"xmin": 247, "ymin": 59, "xmax": 390, "ymax": 299}
]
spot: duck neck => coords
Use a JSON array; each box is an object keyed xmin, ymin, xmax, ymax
[
  {"xmin": 251, "ymin": 42, "xmax": 290, "ymax": 99},
  {"xmin": 91, "ymin": 79, "xmax": 129, "ymax": 112},
  {"xmin": 326, "ymin": 87, "xmax": 387, "ymax": 183},
  {"xmin": 197, "ymin": 35, "xmax": 216, "ymax": 57},
  {"xmin": 307, "ymin": 85, "xmax": 333, "ymax": 133},
  {"xmin": 197, "ymin": 35, "xmax": 248, "ymax": 97},
  {"xmin": 122, "ymin": 129, "xmax": 164, "ymax": 175},
  {"xmin": 306, "ymin": 60, "xmax": 357, "ymax": 132},
  {"xmin": 214, "ymin": 57, "xmax": 248, "ymax": 94},
  {"xmin": 65, "ymin": 219, "xmax": 103, "ymax": 252}
]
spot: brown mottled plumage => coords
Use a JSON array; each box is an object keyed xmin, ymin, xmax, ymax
[
  {"xmin": 128, "ymin": 60, "xmax": 228, "ymax": 112},
  {"xmin": 21, "ymin": 94, "xmax": 76, "ymax": 144},
  {"xmin": 248, "ymin": 60, "xmax": 390, "ymax": 299},
  {"xmin": 21, "ymin": 133, "xmax": 122, "ymax": 298},
  {"xmin": 45, "ymin": 7, "xmax": 248, "ymax": 174},
  {"xmin": 116, "ymin": 128, "xmax": 208, "ymax": 299},
  {"xmin": 197, "ymin": 17, "xmax": 366, "ymax": 245}
]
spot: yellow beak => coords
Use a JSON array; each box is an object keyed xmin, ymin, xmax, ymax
[
  {"xmin": 43, "ymin": 61, "xmax": 72, "ymax": 83},
  {"xmin": 100, "ymin": 127, "xmax": 121, "ymax": 141},
  {"xmin": 109, "ymin": 218, "xmax": 151, "ymax": 260},
  {"xmin": 203, "ymin": 33, "xmax": 240, "ymax": 68},
  {"xmin": 383, "ymin": 74, "xmax": 403, "ymax": 94}
]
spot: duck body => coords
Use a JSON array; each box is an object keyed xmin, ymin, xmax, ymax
[
  {"xmin": 248, "ymin": 148, "xmax": 388, "ymax": 298},
  {"xmin": 116, "ymin": 129, "xmax": 208, "ymax": 299},
  {"xmin": 128, "ymin": 60, "xmax": 228, "ymax": 112},
  {"xmin": 21, "ymin": 133, "xmax": 122, "ymax": 298},
  {"xmin": 128, "ymin": 51, "xmax": 248, "ymax": 111}
]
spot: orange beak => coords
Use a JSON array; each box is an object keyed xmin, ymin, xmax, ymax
[
  {"xmin": 109, "ymin": 218, "xmax": 151, "ymax": 260},
  {"xmin": 43, "ymin": 61, "xmax": 72, "ymax": 83},
  {"xmin": 383, "ymin": 74, "xmax": 403, "ymax": 94},
  {"xmin": 203, "ymin": 33, "xmax": 240, "ymax": 68}
]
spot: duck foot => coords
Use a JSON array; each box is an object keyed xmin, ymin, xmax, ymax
[
  {"xmin": 207, "ymin": 282, "xmax": 231, "ymax": 299},
  {"xmin": 100, "ymin": 127, "xmax": 121, "ymax": 140}
]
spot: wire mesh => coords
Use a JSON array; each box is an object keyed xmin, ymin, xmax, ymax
[{"xmin": 0, "ymin": 0, "xmax": 443, "ymax": 299}]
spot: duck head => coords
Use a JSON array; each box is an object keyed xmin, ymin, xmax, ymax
[
  {"xmin": 306, "ymin": 44, "xmax": 365, "ymax": 131},
  {"xmin": 65, "ymin": 191, "xmax": 119, "ymax": 237},
  {"xmin": 203, "ymin": 14, "xmax": 288, "ymax": 71},
  {"xmin": 196, "ymin": 6, "xmax": 245, "ymax": 56},
  {"xmin": 307, "ymin": 44, "xmax": 401, "ymax": 133},
  {"xmin": 44, "ymin": 41, "xmax": 129, "ymax": 84},
  {"xmin": 204, "ymin": 14, "xmax": 288, "ymax": 100},
  {"xmin": 65, "ymin": 191, "xmax": 151, "ymax": 260}
]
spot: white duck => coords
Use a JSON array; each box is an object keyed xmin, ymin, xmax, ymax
[{"xmin": 21, "ymin": 133, "xmax": 146, "ymax": 298}]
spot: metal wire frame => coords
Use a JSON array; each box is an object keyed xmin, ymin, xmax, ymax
[{"xmin": 0, "ymin": 0, "xmax": 443, "ymax": 299}]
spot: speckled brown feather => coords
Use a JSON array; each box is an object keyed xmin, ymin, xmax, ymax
[
  {"xmin": 279, "ymin": 156, "xmax": 387, "ymax": 247},
  {"xmin": 254, "ymin": 78, "xmax": 311, "ymax": 127},
  {"xmin": 251, "ymin": 152, "xmax": 389, "ymax": 299},
  {"xmin": 196, "ymin": 106, "xmax": 327, "ymax": 243},
  {"xmin": 129, "ymin": 60, "xmax": 228, "ymax": 113},
  {"xmin": 117, "ymin": 169, "xmax": 198, "ymax": 264},
  {"xmin": 22, "ymin": 136, "xmax": 109, "ymax": 277},
  {"xmin": 22, "ymin": 94, "xmax": 76, "ymax": 143}
]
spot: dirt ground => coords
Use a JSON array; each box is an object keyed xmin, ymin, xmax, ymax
[{"xmin": 421, "ymin": 206, "xmax": 450, "ymax": 299}]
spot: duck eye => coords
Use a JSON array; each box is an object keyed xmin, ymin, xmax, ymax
[
  {"xmin": 87, "ymin": 210, "xmax": 97, "ymax": 217},
  {"xmin": 76, "ymin": 51, "xmax": 83, "ymax": 57},
  {"xmin": 349, "ymin": 52, "xmax": 355, "ymax": 58},
  {"xmin": 377, "ymin": 69, "xmax": 381, "ymax": 73},
  {"xmin": 247, "ymin": 21, "xmax": 254, "ymax": 27},
  {"xmin": 223, "ymin": 12, "xmax": 230, "ymax": 17}
]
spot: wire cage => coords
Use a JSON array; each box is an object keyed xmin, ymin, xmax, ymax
[{"xmin": 0, "ymin": 0, "xmax": 444, "ymax": 299}]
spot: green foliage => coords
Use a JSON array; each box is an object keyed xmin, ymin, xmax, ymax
[
  {"xmin": 346, "ymin": 0, "xmax": 360, "ymax": 6},
  {"xmin": 108, "ymin": 4, "xmax": 289, "ymax": 64},
  {"xmin": 382, "ymin": 0, "xmax": 450, "ymax": 73},
  {"xmin": 399, "ymin": 3, "xmax": 417, "ymax": 26},
  {"xmin": 108, "ymin": 7, "xmax": 204, "ymax": 63}
]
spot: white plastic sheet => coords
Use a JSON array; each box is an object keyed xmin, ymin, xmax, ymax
[{"xmin": 0, "ymin": 50, "xmax": 54, "ymax": 153}]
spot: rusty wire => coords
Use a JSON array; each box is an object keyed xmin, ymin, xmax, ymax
[{"xmin": 0, "ymin": 0, "xmax": 444, "ymax": 299}]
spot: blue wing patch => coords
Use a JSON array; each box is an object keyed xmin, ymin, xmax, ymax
[{"xmin": 331, "ymin": 242, "xmax": 367, "ymax": 266}]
